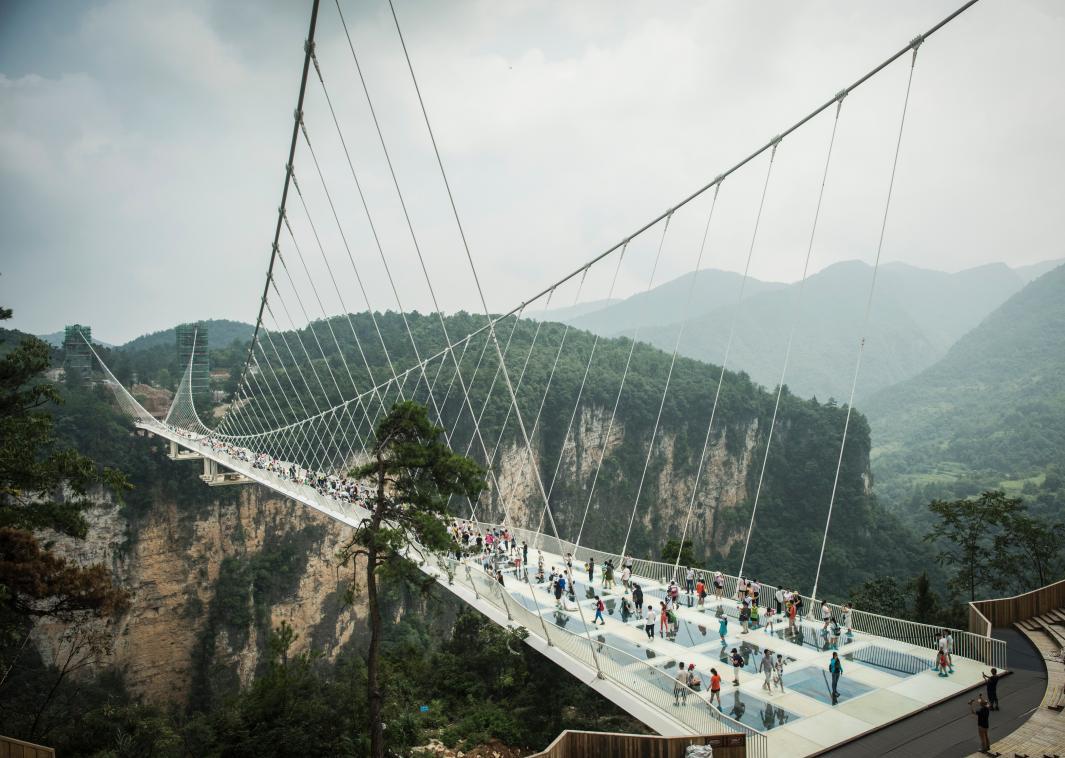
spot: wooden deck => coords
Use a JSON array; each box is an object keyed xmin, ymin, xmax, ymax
[
  {"xmin": 966, "ymin": 609, "xmax": 1065, "ymax": 757},
  {"xmin": 0, "ymin": 736, "xmax": 55, "ymax": 758}
]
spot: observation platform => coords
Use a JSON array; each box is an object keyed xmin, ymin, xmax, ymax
[{"xmin": 146, "ymin": 424, "xmax": 1004, "ymax": 757}]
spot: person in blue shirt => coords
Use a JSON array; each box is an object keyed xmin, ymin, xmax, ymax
[
  {"xmin": 718, "ymin": 616, "xmax": 729, "ymax": 645},
  {"xmin": 828, "ymin": 652, "xmax": 843, "ymax": 702}
]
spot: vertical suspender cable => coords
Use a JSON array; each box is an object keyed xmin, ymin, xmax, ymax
[
  {"xmin": 810, "ymin": 40, "xmax": 922, "ymax": 604},
  {"xmin": 671, "ymin": 141, "xmax": 781, "ymax": 583},
  {"xmin": 737, "ymin": 94, "xmax": 845, "ymax": 580}
]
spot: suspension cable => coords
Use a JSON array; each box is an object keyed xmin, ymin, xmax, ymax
[
  {"xmin": 671, "ymin": 140, "xmax": 781, "ymax": 583},
  {"xmin": 737, "ymin": 95, "xmax": 846, "ymax": 580},
  {"xmin": 810, "ymin": 41, "xmax": 922, "ymax": 604}
]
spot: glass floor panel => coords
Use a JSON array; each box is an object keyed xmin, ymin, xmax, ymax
[
  {"xmin": 643, "ymin": 674, "xmax": 800, "ymax": 731},
  {"xmin": 587, "ymin": 631, "xmax": 668, "ymax": 663},
  {"xmin": 784, "ymin": 665, "xmax": 874, "ymax": 705},
  {"xmin": 508, "ymin": 591, "xmax": 586, "ymax": 631},
  {"xmin": 717, "ymin": 640, "xmax": 797, "ymax": 675},
  {"xmin": 717, "ymin": 689, "xmax": 801, "ymax": 731},
  {"xmin": 843, "ymin": 645, "xmax": 932, "ymax": 678},
  {"xmin": 770, "ymin": 625, "xmax": 858, "ymax": 653}
]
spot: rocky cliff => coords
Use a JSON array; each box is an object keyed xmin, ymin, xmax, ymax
[{"xmin": 38, "ymin": 477, "xmax": 363, "ymax": 705}]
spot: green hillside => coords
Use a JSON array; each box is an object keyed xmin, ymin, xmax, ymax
[
  {"xmin": 866, "ymin": 262, "xmax": 1065, "ymax": 519},
  {"xmin": 120, "ymin": 319, "xmax": 254, "ymax": 352},
  {"xmin": 174, "ymin": 310, "xmax": 929, "ymax": 599}
]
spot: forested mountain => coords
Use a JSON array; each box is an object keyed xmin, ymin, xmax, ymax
[
  {"xmin": 552, "ymin": 259, "xmax": 1058, "ymax": 401},
  {"xmin": 866, "ymin": 262, "xmax": 1065, "ymax": 519},
  {"xmin": 120, "ymin": 318, "xmax": 255, "ymax": 352},
  {"xmin": 138, "ymin": 309, "xmax": 926, "ymax": 597}
]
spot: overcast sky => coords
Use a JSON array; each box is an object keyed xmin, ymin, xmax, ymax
[{"xmin": 1, "ymin": 0, "xmax": 1063, "ymax": 344}]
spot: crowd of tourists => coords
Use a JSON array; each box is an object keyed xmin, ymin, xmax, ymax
[
  {"xmin": 168, "ymin": 430, "xmax": 1007, "ymax": 751},
  {"xmin": 172, "ymin": 429, "xmax": 375, "ymax": 505}
]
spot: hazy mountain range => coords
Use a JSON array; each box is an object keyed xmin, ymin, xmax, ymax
[
  {"xmin": 547, "ymin": 258, "xmax": 1063, "ymax": 401},
  {"xmin": 865, "ymin": 260, "xmax": 1065, "ymax": 515}
]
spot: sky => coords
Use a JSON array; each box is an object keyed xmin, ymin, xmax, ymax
[{"xmin": 1, "ymin": 0, "xmax": 1063, "ymax": 344}]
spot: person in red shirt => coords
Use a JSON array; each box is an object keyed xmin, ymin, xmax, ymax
[{"xmin": 709, "ymin": 668, "xmax": 722, "ymax": 709}]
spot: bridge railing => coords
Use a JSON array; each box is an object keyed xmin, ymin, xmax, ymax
[
  {"xmin": 464, "ymin": 520, "xmax": 1006, "ymax": 668},
  {"xmin": 439, "ymin": 554, "xmax": 768, "ymax": 757}
]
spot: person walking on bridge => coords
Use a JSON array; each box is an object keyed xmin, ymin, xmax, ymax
[
  {"xmin": 760, "ymin": 648, "xmax": 774, "ymax": 692},
  {"xmin": 828, "ymin": 652, "xmax": 843, "ymax": 702},
  {"xmin": 587, "ymin": 556, "xmax": 595, "ymax": 583},
  {"xmin": 709, "ymin": 668, "xmax": 722, "ymax": 709},
  {"xmin": 644, "ymin": 605, "xmax": 656, "ymax": 640}
]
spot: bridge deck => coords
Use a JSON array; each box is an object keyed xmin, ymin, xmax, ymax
[{"xmin": 151, "ymin": 423, "xmax": 995, "ymax": 758}]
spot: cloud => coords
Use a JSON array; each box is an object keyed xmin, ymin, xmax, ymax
[{"xmin": 1, "ymin": 0, "xmax": 1063, "ymax": 343}]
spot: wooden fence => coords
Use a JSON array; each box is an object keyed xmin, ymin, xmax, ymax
[
  {"xmin": 0, "ymin": 736, "xmax": 55, "ymax": 758},
  {"xmin": 968, "ymin": 578, "xmax": 1065, "ymax": 632},
  {"xmin": 530, "ymin": 731, "xmax": 746, "ymax": 758}
]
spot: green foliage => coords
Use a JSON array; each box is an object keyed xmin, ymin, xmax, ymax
[
  {"xmin": 0, "ymin": 311, "xmax": 131, "ymax": 739},
  {"xmin": 925, "ymin": 490, "xmax": 1064, "ymax": 601},
  {"xmin": 848, "ymin": 571, "xmax": 950, "ymax": 627},
  {"xmin": 660, "ymin": 538, "xmax": 695, "ymax": 567},
  {"xmin": 347, "ymin": 400, "xmax": 486, "ymax": 758}
]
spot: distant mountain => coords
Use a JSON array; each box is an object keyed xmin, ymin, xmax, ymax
[
  {"xmin": 567, "ymin": 269, "xmax": 786, "ymax": 336},
  {"xmin": 866, "ymin": 262, "xmax": 1065, "ymax": 516},
  {"xmin": 121, "ymin": 319, "xmax": 254, "ymax": 352},
  {"xmin": 531, "ymin": 298, "xmax": 621, "ymax": 323},
  {"xmin": 36, "ymin": 330, "xmax": 114, "ymax": 348},
  {"xmin": 1014, "ymin": 257, "xmax": 1065, "ymax": 283},
  {"xmin": 556, "ymin": 259, "xmax": 1052, "ymax": 401}
]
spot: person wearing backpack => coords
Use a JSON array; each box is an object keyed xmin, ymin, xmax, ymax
[
  {"xmin": 829, "ymin": 652, "xmax": 843, "ymax": 700},
  {"xmin": 593, "ymin": 595, "xmax": 606, "ymax": 625},
  {"xmin": 730, "ymin": 648, "xmax": 744, "ymax": 686}
]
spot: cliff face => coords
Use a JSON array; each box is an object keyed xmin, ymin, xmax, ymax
[
  {"xmin": 480, "ymin": 404, "xmax": 768, "ymax": 560},
  {"xmin": 39, "ymin": 483, "xmax": 362, "ymax": 705}
]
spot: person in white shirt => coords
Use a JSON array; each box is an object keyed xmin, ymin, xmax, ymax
[{"xmin": 644, "ymin": 606, "xmax": 656, "ymax": 640}]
